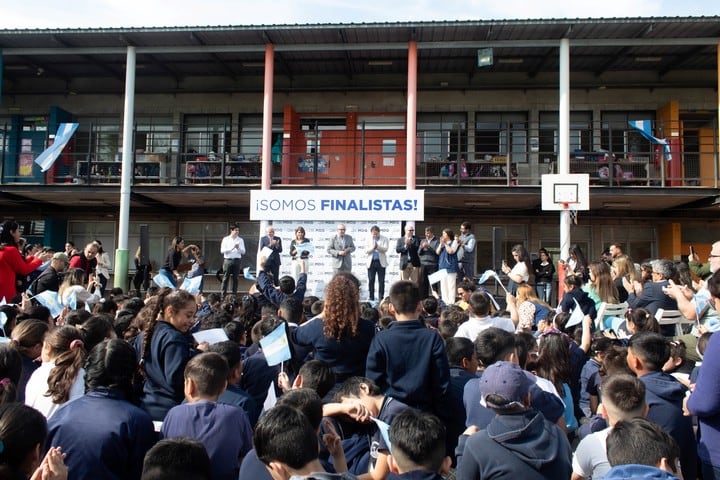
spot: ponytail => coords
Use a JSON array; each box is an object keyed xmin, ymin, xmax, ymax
[
  {"xmin": 45, "ymin": 326, "xmax": 86, "ymax": 403},
  {"xmin": 140, "ymin": 289, "xmax": 172, "ymax": 368}
]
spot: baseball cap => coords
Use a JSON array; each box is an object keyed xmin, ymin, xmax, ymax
[
  {"xmin": 52, "ymin": 252, "xmax": 69, "ymax": 263},
  {"xmin": 479, "ymin": 361, "xmax": 532, "ymax": 410}
]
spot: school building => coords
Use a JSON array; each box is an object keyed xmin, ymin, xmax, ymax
[{"xmin": 1, "ymin": 17, "xmax": 719, "ymax": 288}]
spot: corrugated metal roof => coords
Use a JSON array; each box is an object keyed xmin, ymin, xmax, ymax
[{"xmin": 1, "ymin": 17, "xmax": 718, "ymax": 95}]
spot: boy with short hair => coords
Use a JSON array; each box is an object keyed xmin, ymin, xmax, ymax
[
  {"xmin": 387, "ymin": 410, "xmax": 451, "ymax": 480},
  {"xmin": 161, "ymin": 352, "xmax": 253, "ymax": 480},
  {"xmin": 208, "ymin": 340, "xmax": 260, "ymax": 426},
  {"xmin": 627, "ymin": 331, "xmax": 697, "ymax": 480},
  {"xmin": 571, "ymin": 374, "xmax": 648, "ymax": 480},
  {"xmin": 141, "ymin": 438, "xmax": 212, "ymax": 480},
  {"xmin": 254, "ymin": 404, "xmax": 357, "ymax": 480},
  {"xmin": 603, "ymin": 417, "xmax": 681, "ymax": 480},
  {"xmin": 366, "ymin": 280, "xmax": 450, "ymax": 418}
]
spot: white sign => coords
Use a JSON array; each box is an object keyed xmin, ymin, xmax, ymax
[{"xmin": 250, "ymin": 189, "xmax": 424, "ymax": 221}]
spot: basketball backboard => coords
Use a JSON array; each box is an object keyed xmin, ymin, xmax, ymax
[{"xmin": 541, "ymin": 173, "xmax": 590, "ymax": 211}]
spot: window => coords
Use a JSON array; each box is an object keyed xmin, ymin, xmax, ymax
[
  {"xmin": 417, "ymin": 113, "xmax": 467, "ymax": 162},
  {"xmin": 183, "ymin": 114, "xmax": 232, "ymax": 160},
  {"xmin": 475, "ymin": 112, "xmax": 528, "ymax": 162},
  {"xmin": 539, "ymin": 112, "xmax": 593, "ymax": 159},
  {"xmin": 134, "ymin": 117, "xmax": 174, "ymax": 154},
  {"xmin": 239, "ymin": 115, "xmax": 283, "ymax": 162},
  {"xmin": 74, "ymin": 119, "xmax": 120, "ymax": 162},
  {"xmin": 600, "ymin": 111, "xmax": 656, "ymax": 159}
]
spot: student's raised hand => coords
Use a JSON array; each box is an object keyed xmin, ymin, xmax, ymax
[
  {"xmin": 343, "ymin": 401, "xmax": 371, "ymax": 423},
  {"xmin": 196, "ymin": 341, "xmax": 209, "ymax": 352},
  {"xmin": 322, "ymin": 419, "xmax": 344, "ymax": 458},
  {"xmin": 30, "ymin": 447, "xmax": 67, "ymax": 480},
  {"xmin": 277, "ymin": 371, "xmax": 291, "ymax": 393}
]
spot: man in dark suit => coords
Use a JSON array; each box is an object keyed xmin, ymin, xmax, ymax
[
  {"xmin": 327, "ymin": 224, "xmax": 355, "ymax": 274},
  {"xmin": 260, "ymin": 225, "xmax": 283, "ymax": 286},
  {"xmin": 395, "ymin": 224, "xmax": 421, "ymax": 283}
]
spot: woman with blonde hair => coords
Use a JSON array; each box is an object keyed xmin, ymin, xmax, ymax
[
  {"xmin": 506, "ymin": 283, "xmax": 553, "ymax": 331},
  {"xmin": 292, "ymin": 273, "xmax": 375, "ymax": 386},
  {"xmin": 612, "ymin": 254, "xmax": 638, "ymax": 302},
  {"xmin": 58, "ymin": 267, "xmax": 101, "ymax": 309}
]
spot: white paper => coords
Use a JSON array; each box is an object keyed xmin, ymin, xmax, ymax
[
  {"xmin": 260, "ymin": 246, "xmax": 274, "ymax": 260},
  {"xmin": 428, "ymin": 268, "xmax": 448, "ymax": 285},
  {"xmin": 565, "ymin": 299, "xmax": 585, "ymax": 328},
  {"xmin": 192, "ymin": 328, "xmax": 229, "ymax": 345}
]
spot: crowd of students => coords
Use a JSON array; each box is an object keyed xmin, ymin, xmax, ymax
[{"xmin": 1, "ymin": 220, "xmax": 720, "ymax": 479}]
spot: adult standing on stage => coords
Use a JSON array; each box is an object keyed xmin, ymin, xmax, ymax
[
  {"xmin": 365, "ymin": 225, "xmax": 389, "ymax": 302},
  {"xmin": 458, "ymin": 221, "xmax": 476, "ymax": 282},
  {"xmin": 220, "ymin": 224, "xmax": 245, "ymax": 297},
  {"xmin": 396, "ymin": 224, "xmax": 421, "ymax": 283},
  {"xmin": 289, "ymin": 226, "xmax": 311, "ymax": 282},
  {"xmin": 418, "ymin": 226, "xmax": 440, "ymax": 298},
  {"xmin": 260, "ymin": 225, "xmax": 283, "ymax": 286},
  {"xmin": 327, "ymin": 224, "xmax": 355, "ymax": 275}
]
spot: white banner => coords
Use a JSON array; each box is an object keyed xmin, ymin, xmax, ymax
[{"xmin": 250, "ymin": 189, "xmax": 424, "ymax": 221}]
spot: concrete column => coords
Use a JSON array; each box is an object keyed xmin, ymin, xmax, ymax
[
  {"xmin": 262, "ymin": 44, "xmax": 274, "ymax": 191},
  {"xmin": 406, "ymin": 40, "xmax": 418, "ymax": 190}
]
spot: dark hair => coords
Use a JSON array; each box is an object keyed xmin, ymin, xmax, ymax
[
  {"xmin": 222, "ymin": 321, "xmax": 245, "ymax": 344},
  {"xmin": 468, "ymin": 290, "xmax": 491, "ymax": 316},
  {"xmin": 93, "ymin": 298, "xmax": 118, "ymax": 316},
  {"xmin": 707, "ymin": 269, "xmax": 720, "ymax": 299},
  {"xmin": 474, "ymin": 327, "xmax": 515, "ymax": 367},
  {"xmin": 438, "ymin": 319, "xmax": 458, "ymax": 340},
  {"xmin": 310, "ymin": 300, "xmax": 324, "ymax": 316},
  {"xmin": 254, "ymin": 404, "xmax": 318, "ymax": 469},
  {"xmin": 461, "ymin": 221, "xmax": 471, "ymax": 230},
  {"xmin": 302, "ymin": 296, "xmax": 319, "ymax": 315},
  {"xmin": 538, "ymin": 248, "xmax": 552, "ymax": 261},
  {"xmin": 361, "ymin": 305, "xmax": 380, "ymax": 324},
  {"xmin": 389, "ymin": 410, "xmax": 447, "ymax": 472},
  {"xmin": 141, "ymin": 438, "xmax": 212, "ymax": 480},
  {"xmin": 334, "ymin": 376, "xmax": 382, "ymax": 401},
  {"xmin": 511, "ymin": 244, "xmax": 532, "ymax": 278},
  {"xmin": 278, "ymin": 276, "xmax": 296, "ymax": 295},
  {"xmin": 379, "ymin": 316, "xmax": 395, "ymax": 329},
  {"xmin": 140, "ymin": 289, "xmax": 197, "ymax": 368},
  {"xmin": 296, "ymin": 360, "xmax": 335, "ymax": 399},
  {"xmin": 627, "ymin": 331, "xmax": 670, "ymax": 372},
  {"xmin": 601, "ymin": 345, "xmax": 633, "ymax": 377},
  {"xmin": 698, "ymin": 331, "xmax": 712, "ymax": 357},
  {"xmin": 0, "ymin": 221, "xmax": 20, "ymax": 248},
  {"xmin": 17, "ymin": 305, "xmax": 52, "ymax": 324},
  {"xmin": 170, "ymin": 236, "xmax": 183, "ymax": 251},
  {"xmin": 279, "ymin": 297, "xmax": 304, "ymax": 325},
  {"xmin": 445, "ymin": 337, "xmax": 474, "ymax": 366},
  {"xmin": 64, "ymin": 309, "xmax": 92, "ymax": 327},
  {"xmin": 200, "ymin": 309, "xmax": 231, "ymax": 331},
  {"xmin": 0, "ymin": 403, "xmax": 48, "ymax": 477},
  {"xmin": 606, "ymin": 417, "xmax": 679, "ymax": 472},
  {"xmin": 45, "ymin": 325, "xmax": 86, "ymax": 403},
  {"xmin": 422, "ymin": 296, "xmax": 439, "ymax": 315},
  {"xmin": 184, "ymin": 353, "xmax": 229, "ymax": 398},
  {"xmin": 77, "ymin": 314, "xmax": 115, "ymax": 353},
  {"xmin": 536, "ymin": 332, "xmax": 571, "ymax": 394},
  {"xmin": 457, "ymin": 281, "xmax": 474, "ymax": 293},
  {"xmin": 564, "ymin": 274, "xmax": 584, "ymax": 289},
  {"xmin": 625, "ymin": 307, "xmax": 659, "ymax": 333},
  {"xmin": 208, "ymin": 341, "xmax": 242, "ymax": 375},
  {"xmin": 276, "ymin": 388, "xmax": 323, "ymax": 430},
  {"xmin": 389, "ymin": 281, "xmax": 421, "ymax": 315},
  {"xmin": 0, "ymin": 345, "xmax": 22, "ymax": 403},
  {"xmin": 601, "ymin": 373, "xmax": 646, "ymax": 418},
  {"xmin": 569, "ymin": 244, "xmax": 588, "ymax": 269},
  {"xmin": 84, "ymin": 339, "xmax": 139, "ymax": 402}
]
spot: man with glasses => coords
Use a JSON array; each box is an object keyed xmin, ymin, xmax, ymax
[
  {"xmin": 396, "ymin": 223, "xmax": 420, "ymax": 283},
  {"xmin": 327, "ymin": 223, "xmax": 355, "ymax": 275}
]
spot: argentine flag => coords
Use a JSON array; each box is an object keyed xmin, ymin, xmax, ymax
[
  {"xmin": 259, "ymin": 323, "xmax": 292, "ymax": 367},
  {"xmin": 153, "ymin": 272, "xmax": 175, "ymax": 289},
  {"xmin": 34, "ymin": 290, "xmax": 65, "ymax": 319},
  {"xmin": 627, "ymin": 120, "xmax": 672, "ymax": 161},
  {"xmin": 180, "ymin": 276, "xmax": 203, "ymax": 294},
  {"xmin": 34, "ymin": 123, "xmax": 80, "ymax": 172}
]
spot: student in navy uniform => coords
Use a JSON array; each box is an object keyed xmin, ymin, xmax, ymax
[
  {"xmin": 137, "ymin": 289, "xmax": 207, "ymax": 421},
  {"xmin": 463, "ymin": 328, "xmax": 565, "ymax": 431},
  {"xmin": 256, "ymin": 255, "xmax": 307, "ymax": 308},
  {"xmin": 626, "ymin": 331, "xmax": 697, "ymax": 480},
  {"xmin": 387, "ymin": 410, "xmax": 452, "ymax": 480},
  {"xmin": 240, "ymin": 316, "xmax": 284, "ymax": 408},
  {"xmin": 444, "ymin": 337, "xmax": 479, "ymax": 466},
  {"xmin": 161, "ymin": 352, "xmax": 253, "ymax": 480},
  {"xmin": 208, "ymin": 340, "xmax": 260, "ymax": 427},
  {"xmin": 558, "ymin": 275, "xmax": 597, "ymax": 320},
  {"xmin": 456, "ymin": 361, "xmax": 572, "ymax": 480},
  {"xmin": 46, "ymin": 339, "xmax": 156, "ymax": 479},
  {"xmin": 366, "ymin": 280, "xmax": 451, "ymax": 419}
]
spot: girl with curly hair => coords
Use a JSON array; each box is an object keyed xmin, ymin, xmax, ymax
[{"xmin": 292, "ymin": 273, "xmax": 375, "ymax": 386}]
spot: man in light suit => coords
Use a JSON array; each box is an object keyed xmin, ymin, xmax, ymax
[
  {"xmin": 365, "ymin": 225, "xmax": 389, "ymax": 302},
  {"xmin": 396, "ymin": 224, "xmax": 421, "ymax": 284},
  {"xmin": 327, "ymin": 223, "xmax": 356, "ymax": 275},
  {"xmin": 260, "ymin": 225, "xmax": 283, "ymax": 286}
]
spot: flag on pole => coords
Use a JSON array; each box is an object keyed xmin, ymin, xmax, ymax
[
  {"xmin": 180, "ymin": 276, "xmax": 203, "ymax": 294},
  {"xmin": 34, "ymin": 290, "xmax": 64, "ymax": 319},
  {"xmin": 628, "ymin": 120, "xmax": 672, "ymax": 161},
  {"xmin": 153, "ymin": 273, "xmax": 175, "ymax": 289},
  {"xmin": 259, "ymin": 323, "xmax": 292, "ymax": 367},
  {"xmin": 34, "ymin": 123, "xmax": 80, "ymax": 172}
]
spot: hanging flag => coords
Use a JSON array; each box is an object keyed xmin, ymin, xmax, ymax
[
  {"xmin": 627, "ymin": 120, "xmax": 672, "ymax": 161},
  {"xmin": 33, "ymin": 290, "xmax": 64, "ymax": 319},
  {"xmin": 153, "ymin": 272, "xmax": 175, "ymax": 289},
  {"xmin": 259, "ymin": 323, "xmax": 292, "ymax": 367},
  {"xmin": 34, "ymin": 123, "xmax": 80, "ymax": 172},
  {"xmin": 180, "ymin": 276, "xmax": 203, "ymax": 294}
]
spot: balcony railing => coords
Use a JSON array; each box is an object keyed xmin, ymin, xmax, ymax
[{"xmin": 1, "ymin": 119, "xmax": 717, "ymax": 188}]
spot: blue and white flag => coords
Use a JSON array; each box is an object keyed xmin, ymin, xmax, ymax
[
  {"xmin": 259, "ymin": 323, "xmax": 292, "ymax": 367},
  {"xmin": 34, "ymin": 290, "xmax": 64, "ymax": 318},
  {"xmin": 0, "ymin": 311, "xmax": 7, "ymax": 329},
  {"xmin": 371, "ymin": 417, "xmax": 392, "ymax": 454},
  {"xmin": 34, "ymin": 123, "xmax": 80, "ymax": 172},
  {"xmin": 476, "ymin": 287, "xmax": 501, "ymax": 311},
  {"xmin": 243, "ymin": 267, "xmax": 256, "ymax": 281},
  {"xmin": 180, "ymin": 276, "xmax": 203, "ymax": 294},
  {"xmin": 628, "ymin": 120, "xmax": 672, "ymax": 161},
  {"xmin": 476, "ymin": 269, "xmax": 496, "ymax": 285},
  {"xmin": 153, "ymin": 272, "xmax": 175, "ymax": 289},
  {"xmin": 67, "ymin": 290, "xmax": 77, "ymax": 310}
]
